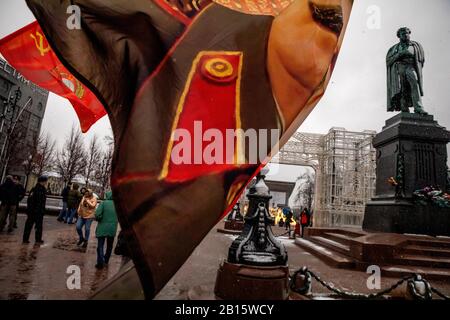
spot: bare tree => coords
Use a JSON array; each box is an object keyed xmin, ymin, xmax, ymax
[
  {"xmin": 56, "ymin": 125, "xmax": 86, "ymax": 185},
  {"xmin": 3, "ymin": 125, "xmax": 27, "ymax": 178},
  {"xmin": 104, "ymin": 133, "xmax": 114, "ymax": 147},
  {"xmin": 84, "ymin": 135, "xmax": 101, "ymax": 187},
  {"xmin": 294, "ymin": 171, "xmax": 315, "ymax": 211},
  {"xmin": 21, "ymin": 133, "xmax": 56, "ymax": 189},
  {"xmin": 35, "ymin": 133, "xmax": 56, "ymax": 177},
  {"xmin": 95, "ymin": 145, "xmax": 113, "ymax": 198}
]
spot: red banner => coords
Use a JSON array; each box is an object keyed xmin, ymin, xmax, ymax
[{"xmin": 0, "ymin": 21, "xmax": 106, "ymax": 132}]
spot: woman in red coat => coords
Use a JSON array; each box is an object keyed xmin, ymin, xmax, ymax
[{"xmin": 300, "ymin": 208, "xmax": 310, "ymax": 238}]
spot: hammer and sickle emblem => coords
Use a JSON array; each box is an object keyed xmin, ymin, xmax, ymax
[{"xmin": 30, "ymin": 31, "xmax": 51, "ymax": 56}]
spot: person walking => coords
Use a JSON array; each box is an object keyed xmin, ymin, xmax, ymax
[
  {"xmin": 0, "ymin": 176, "xmax": 22, "ymax": 233},
  {"xmin": 307, "ymin": 208, "xmax": 313, "ymax": 227},
  {"xmin": 12, "ymin": 175, "xmax": 25, "ymax": 229},
  {"xmin": 57, "ymin": 183, "xmax": 72, "ymax": 222},
  {"xmin": 66, "ymin": 184, "xmax": 82, "ymax": 224},
  {"xmin": 300, "ymin": 207, "xmax": 310, "ymax": 238},
  {"xmin": 23, "ymin": 176, "xmax": 48, "ymax": 244},
  {"xmin": 114, "ymin": 230, "xmax": 132, "ymax": 268},
  {"xmin": 283, "ymin": 207, "xmax": 293, "ymax": 232},
  {"xmin": 95, "ymin": 191, "xmax": 118, "ymax": 269},
  {"xmin": 76, "ymin": 189, "xmax": 97, "ymax": 248}
]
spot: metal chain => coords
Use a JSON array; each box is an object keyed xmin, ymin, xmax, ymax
[
  {"xmin": 290, "ymin": 267, "xmax": 450, "ymax": 300},
  {"xmin": 309, "ymin": 268, "xmax": 412, "ymax": 299},
  {"xmin": 431, "ymin": 287, "xmax": 450, "ymax": 300}
]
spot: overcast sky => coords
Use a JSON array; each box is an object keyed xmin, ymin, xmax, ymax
[{"xmin": 1, "ymin": 0, "xmax": 449, "ymax": 193}]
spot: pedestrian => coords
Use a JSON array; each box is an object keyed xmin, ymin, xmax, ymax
[
  {"xmin": 76, "ymin": 189, "xmax": 97, "ymax": 248},
  {"xmin": 12, "ymin": 175, "xmax": 25, "ymax": 229},
  {"xmin": 283, "ymin": 207, "xmax": 293, "ymax": 231},
  {"xmin": 0, "ymin": 175, "xmax": 22, "ymax": 233},
  {"xmin": 95, "ymin": 191, "xmax": 118, "ymax": 269},
  {"xmin": 300, "ymin": 208, "xmax": 310, "ymax": 238},
  {"xmin": 66, "ymin": 183, "xmax": 82, "ymax": 224},
  {"xmin": 294, "ymin": 216, "xmax": 301, "ymax": 237},
  {"xmin": 57, "ymin": 182, "xmax": 72, "ymax": 222},
  {"xmin": 307, "ymin": 208, "xmax": 313, "ymax": 227},
  {"xmin": 114, "ymin": 230, "xmax": 132, "ymax": 268},
  {"xmin": 23, "ymin": 176, "xmax": 48, "ymax": 244}
]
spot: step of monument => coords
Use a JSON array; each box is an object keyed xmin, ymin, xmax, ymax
[
  {"xmin": 394, "ymin": 254, "xmax": 450, "ymax": 269},
  {"xmin": 399, "ymin": 245, "xmax": 450, "ymax": 258},
  {"xmin": 306, "ymin": 228, "xmax": 365, "ymax": 239},
  {"xmin": 381, "ymin": 265, "xmax": 450, "ymax": 281},
  {"xmin": 308, "ymin": 236, "xmax": 351, "ymax": 256},
  {"xmin": 323, "ymin": 232, "xmax": 355, "ymax": 246},
  {"xmin": 295, "ymin": 238, "xmax": 355, "ymax": 269},
  {"xmin": 407, "ymin": 239, "xmax": 450, "ymax": 249}
]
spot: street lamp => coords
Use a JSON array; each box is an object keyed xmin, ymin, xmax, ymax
[
  {"xmin": 0, "ymin": 86, "xmax": 33, "ymax": 182},
  {"xmin": 22, "ymin": 153, "xmax": 34, "ymax": 190}
]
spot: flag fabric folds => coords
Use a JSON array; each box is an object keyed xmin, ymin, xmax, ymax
[
  {"xmin": 0, "ymin": 22, "xmax": 106, "ymax": 132},
  {"xmin": 17, "ymin": 0, "xmax": 353, "ymax": 298}
]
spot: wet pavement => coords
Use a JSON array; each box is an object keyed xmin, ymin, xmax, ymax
[
  {"xmin": 2, "ymin": 216, "xmax": 450, "ymax": 300},
  {"xmin": 156, "ymin": 222, "xmax": 450, "ymax": 299},
  {"xmin": 0, "ymin": 214, "xmax": 124, "ymax": 300}
]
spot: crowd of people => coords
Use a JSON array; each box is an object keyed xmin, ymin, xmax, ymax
[
  {"xmin": 0, "ymin": 175, "xmax": 25, "ymax": 233},
  {"xmin": 0, "ymin": 176, "xmax": 127, "ymax": 270},
  {"xmin": 270, "ymin": 205, "xmax": 312, "ymax": 237}
]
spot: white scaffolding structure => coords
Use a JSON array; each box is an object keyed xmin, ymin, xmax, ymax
[{"xmin": 272, "ymin": 128, "xmax": 376, "ymax": 227}]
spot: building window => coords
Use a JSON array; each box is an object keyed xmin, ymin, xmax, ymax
[
  {"xmin": 0, "ymin": 77, "xmax": 11, "ymax": 96},
  {"xmin": 29, "ymin": 114, "xmax": 40, "ymax": 132}
]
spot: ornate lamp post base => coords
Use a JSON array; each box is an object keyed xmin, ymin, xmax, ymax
[
  {"xmin": 224, "ymin": 203, "xmax": 245, "ymax": 231},
  {"xmin": 214, "ymin": 169, "xmax": 289, "ymax": 299}
]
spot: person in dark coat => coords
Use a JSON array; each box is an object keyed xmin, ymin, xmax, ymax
[
  {"xmin": 57, "ymin": 182, "xmax": 72, "ymax": 222},
  {"xmin": 114, "ymin": 230, "xmax": 132, "ymax": 268},
  {"xmin": 283, "ymin": 207, "xmax": 293, "ymax": 231},
  {"xmin": 12, "ymin": 175, "xmax": 26, "ymax": 229},
  {"xmin": 0, "ymin": 175, "xmax": 23, "ymax": 233},
  {"xmin": 23, "ymin": 176, "xmax": 48, "ymax": 244},
  {"xmin": 95, "ymin": 191, "xmax": 118, "ymax": 269},
  {"xmin": 66, "ymin": 183, "xmax": 82, "ymax": 224}
]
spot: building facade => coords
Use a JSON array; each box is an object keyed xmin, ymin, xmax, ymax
[{"xmin": 0, "ymin": 57, "xmax": 49, "ymax": 184}]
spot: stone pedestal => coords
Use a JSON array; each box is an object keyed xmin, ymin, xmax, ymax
[
  {"xmin": 363, "ymin": 113, "xmax": 450, "ymax": 235},
  {"xmin": 214, "ymin": 262, "xmax": 289, "ymax": 300},
  {"xmin": 224, "ymin": 220, "xmax": 244, "ymax": 231}
]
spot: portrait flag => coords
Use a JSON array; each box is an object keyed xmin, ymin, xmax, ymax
[
  {"xmin": 0, "ymin": 21, "xmax": 106, "ymax": 132},
  {"xmin": 23, "ymin": 0, "xmax": 353, "ymax": 298}
]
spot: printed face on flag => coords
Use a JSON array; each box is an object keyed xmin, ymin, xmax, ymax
[{"xmin": 2, "ymin": 0, "xmax": 353, "ymax": 298}]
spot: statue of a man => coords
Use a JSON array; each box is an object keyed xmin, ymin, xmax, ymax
[{"xmin": 386, "ymin": 27, "xmax": 427, "ymax": 115}]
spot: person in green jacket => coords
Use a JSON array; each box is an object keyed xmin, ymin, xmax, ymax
[{"xmin": 95, "ymin": 191, "xmax": 118, "ymax": 269}]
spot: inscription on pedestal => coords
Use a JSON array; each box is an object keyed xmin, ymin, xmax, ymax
[{"xmin": 363, "ymin": 113, "xmax": 450, "ymax": 236}]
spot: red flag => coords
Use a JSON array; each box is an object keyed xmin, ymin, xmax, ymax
[
  {"xmin": 22, "ymin": 0, "xmax": 354, "ymax": 299},
  {"xmin": 0, "ymin": 21, "xmax": 106, "ymax": 132}
]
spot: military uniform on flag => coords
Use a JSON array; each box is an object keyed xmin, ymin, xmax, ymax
[{"xmin": 1, "ymin": 0, "xmax": 353, "ymax": 298}]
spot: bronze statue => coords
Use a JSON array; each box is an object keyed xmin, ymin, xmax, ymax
[{"xmin": 386, "ymin": 27, "xmax": 427, "ymax": 115}]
